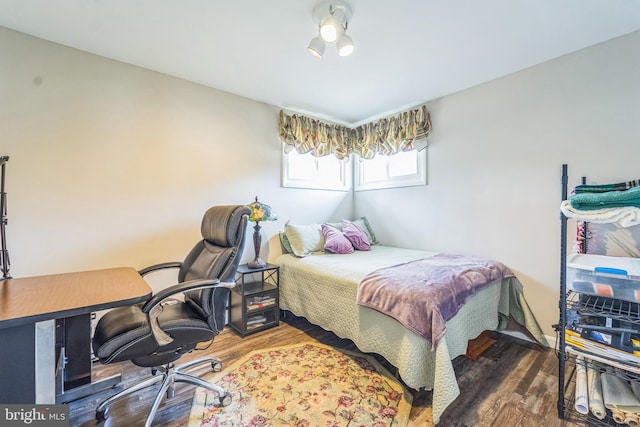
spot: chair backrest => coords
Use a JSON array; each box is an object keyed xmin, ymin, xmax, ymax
[{"xmin": 183, "ymin": 205, "xmax": 250, "ymax": 332}]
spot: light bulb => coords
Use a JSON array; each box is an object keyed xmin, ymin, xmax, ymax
[
  {"xmin": 336, "ymin": 32, "xmax": 354, "ymax": 56},
  {"xmin": 320, "ymin": 6, "xmax": 345, "ymax": 43},
  {"xmin": 319, "ymin": 19, "xmax": 338, "ymax": 42}
]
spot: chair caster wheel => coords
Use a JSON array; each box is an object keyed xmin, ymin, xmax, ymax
[
  {"xmin": 212, "ymin": 361, "xmax": 223, "ymax": 372},
  {"xmin": 96, "ymin": 406, "xmax": 109, "ymax": 422},
  {"xmin": 219, "ymin": 392, "xmax": 232, "ymax": 406}
]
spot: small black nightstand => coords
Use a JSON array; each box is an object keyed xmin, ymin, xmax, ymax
[{"xmin": 229, "ymin": 263, "xmax": 280, "ymax": 337}]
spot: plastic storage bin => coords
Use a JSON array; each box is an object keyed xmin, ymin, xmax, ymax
[{"xmin": 568, "ymin": 253, "xmax": 640, "ymax": 303}]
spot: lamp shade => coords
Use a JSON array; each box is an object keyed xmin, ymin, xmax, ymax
[
  {"xmin": 247, "ymin": 197, "xmax": 277, "ymax": 223},
  {"xmin": 336, "ymin": 32, "xmax": 355, "ymax": 56},
  {"xmin": 319, "ymin": 18, "xmax": 338, "ymax": 42},
  {"xmin": 307, "ymin": 35, "xmax": 326, "ymax": 58},
  {"xmin": 319, "ymin": 5, "xmax": 347, "ymax": 42}
]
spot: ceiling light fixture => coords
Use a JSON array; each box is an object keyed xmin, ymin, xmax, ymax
[
  {"xmin": 336, "ymin": 30, "xmax": 355, "ymax": 57},
  {"xmin": 307, "ymin": 34, "xmax": 326, "ymax": 58},
  {"xmin": 307, "ymin": 0, "xmax": 355, "ymax": 58}
]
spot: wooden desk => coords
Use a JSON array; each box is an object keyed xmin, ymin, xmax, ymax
[{"xmin": 0, "ymin": 267, "xmax": 152, "ymax": 404}]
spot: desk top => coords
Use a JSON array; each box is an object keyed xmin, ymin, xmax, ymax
[{"xmin": 0, "ymin": 267, "xmax": 152, "ymax": 329}]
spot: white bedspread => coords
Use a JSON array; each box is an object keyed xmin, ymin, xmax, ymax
[{"xmin": 275, "ymin": 246, "xmax": 546, "ymax": 424}]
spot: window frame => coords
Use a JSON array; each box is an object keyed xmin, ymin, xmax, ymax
[
  {"xmin": 281, "ymin": 145, "xmax": 352, "ymax": 192},
  {"xmin": 354, "ymin": 148, "xmax": 427, "ymax": 191}
]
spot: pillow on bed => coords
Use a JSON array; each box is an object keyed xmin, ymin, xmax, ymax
[
  {"xmin": 342, "ymin": 219, "xmax": 371, "ymax": 251},
  {"xmin": 325, "ymin": 217, "xmax": 378, "ymax": 245},
  {"xmin": 352, "ymin": 216, "xmax": 379, "ymax": 245},
  {"xmin": 284, "ymin": 223, "xmax": 325, "ymax": 257},
  {"xmin": 325, "ymin": 221, "xmax": 343, "ymax": 231},
  {"xmin": 279, "ymin": 232, "xmax": 294, "ymax": 254},
  {"xmin": 321, "ymin": 224, "xmax": 354, "ymax": 254}
]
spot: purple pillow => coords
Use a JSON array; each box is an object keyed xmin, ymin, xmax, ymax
[
  {"xmin": 342, "ymin": 219, "xmax": 371, "ymax": 251},
  {"xmin": 321, "ymin": 224, "xmax": 354, "ymax": 254}
]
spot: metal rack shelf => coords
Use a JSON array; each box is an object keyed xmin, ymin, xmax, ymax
[
  {"xmin": 561, "ymin": 356, "xmax": 640, "ymax": 427},
  {"xmin": 569, "ymin": 292, "xmax": 640, "ymax": 325},
  {"xmin": 556, "ymin": 164, "xmax": 640, "ymax": 424}
]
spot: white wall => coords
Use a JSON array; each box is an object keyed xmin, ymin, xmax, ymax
[
  {"xmin": 356, "ymin": 31, "xmax": 640, "ymax": 337},
  {"xmin": 0, "ymin": 27, "xmax": 353, "ymax": 279},
  {"xmin": 3, "ymin": 25, "xmax": 640, "ymax": 339}
]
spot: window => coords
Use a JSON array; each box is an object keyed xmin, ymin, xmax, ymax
[
  {"xmin": 354, "ymin": 149, "xmax": 427, "ymax": 191},
  {"xmin": 281, "ymin": 146, "xmax": 351, "ymax": 191}
]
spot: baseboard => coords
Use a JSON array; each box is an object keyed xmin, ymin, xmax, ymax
[{"xmin": 498, "ymin": 329, "xmax": 556, "ymax": 348}]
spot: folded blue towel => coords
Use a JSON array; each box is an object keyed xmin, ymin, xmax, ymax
[{"xmin": 569, "ymin": 186, "xmax": 640, "ymax": 210}]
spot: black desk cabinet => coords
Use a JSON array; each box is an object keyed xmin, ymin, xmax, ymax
[{"xmin": 229, "ymin": 264, "xmax": 279, "ymax": 337}]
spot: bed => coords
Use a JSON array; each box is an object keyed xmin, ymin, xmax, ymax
[{"xmin": 274, "ymin": 239, "xmax": 547, "ymax": 424}]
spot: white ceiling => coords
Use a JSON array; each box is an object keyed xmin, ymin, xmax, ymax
[{"xmin": 1, "ymin": 0, "xmax": 640, "ymax": 125}]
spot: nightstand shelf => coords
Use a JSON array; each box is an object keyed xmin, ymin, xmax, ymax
[{"xmin": 229, "ymin": 264, "xmax": 279, "ymax": 337}]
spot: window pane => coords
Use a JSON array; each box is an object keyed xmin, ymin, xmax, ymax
[
  {"xmin": 388, "ymin": 150, "xmax": 418, "ymax": 177},
  {"xmin": 317, "ymin": 155, "xmax": 342, "ymax": 182},
  {"xmin": 361, "ymin": 155, "xmax": 387, "ymax": 182},
  {"xmin": 287, "ymin": 151, "xmax": 316, "ymax": 180},
  {"xmin": 281, "ymin": 144, "xmax": 351, "ymax": 191},
  {"xmin": 355, "ymin": 148, "xmax": 427, "ymax": 191}
]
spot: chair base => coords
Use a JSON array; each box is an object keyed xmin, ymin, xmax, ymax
[{"xmin": 96, "ymin": 357, "xmax": 231, "ymax": 427}]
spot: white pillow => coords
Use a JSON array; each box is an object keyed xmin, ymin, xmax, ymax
[{"xmin": 284, "ymin": 223, "xmax": 325, "ymax": 257}]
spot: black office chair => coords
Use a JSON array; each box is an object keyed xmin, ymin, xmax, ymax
[{"xmin": 92, "ymin": 205, "xmax": 250, "ymax": 427}]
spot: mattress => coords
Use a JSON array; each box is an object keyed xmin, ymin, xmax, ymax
[{"xmin": 275, "ymin": 245, "xmax": 546, "ymax": 423}]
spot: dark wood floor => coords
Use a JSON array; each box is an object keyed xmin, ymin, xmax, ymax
[{"xmin": 68, "ymin": 313, "xmax": 584, "ymax": 427}]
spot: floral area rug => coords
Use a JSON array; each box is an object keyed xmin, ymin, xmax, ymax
[{"xmin": 188, "ymin": 342, "xmax": 412, "ymax": 427}]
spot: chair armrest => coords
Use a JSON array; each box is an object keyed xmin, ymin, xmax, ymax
[
  {"xmin": 141, "ymin": 279, "xmax": 236, "ymax": 346},
  {"xmin": 141, "ymin": 279, "xmax": 236, "ymax": 312},
  {"xmin": 138, "ymin": 262, "xmax": 182, "ymax": 277}
]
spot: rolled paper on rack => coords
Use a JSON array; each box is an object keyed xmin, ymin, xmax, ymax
[
  {"xmin": 624, "ymin": 412, "xmax": 640, "ymax": 427},
  {"xmin": 587, "ymin": 365, "xmax": 606, "ymax": 420},
  {"xmin": 612, "ymin": 408, "xmax": 626, "ymax": 424},
  {"xmin": 631, "ymin": 381, "xmax": 640, "ymax": 402},
  {"xmin": 626, "ymin": 380, "xmax": 640, "ymax": 427},
  {"xmin": 574, "ymin": 356, "xmax": 589, "ymax": 415},
  {"xmin": 601, "ymin": 371, "xmax": 640, "ymax": 420}
]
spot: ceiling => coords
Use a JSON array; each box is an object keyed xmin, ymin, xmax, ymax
[{"xmin": 1, "ymin": 0, "xmax": 640, "ymax": 125}]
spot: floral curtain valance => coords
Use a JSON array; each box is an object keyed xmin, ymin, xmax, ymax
[
  {"xmin": 278, "ymin": 105, "xmax": 431, "ymax": 160},
  {"xmin": 278, "ymin": 112, "xmax": 352, "ymax": 159}
]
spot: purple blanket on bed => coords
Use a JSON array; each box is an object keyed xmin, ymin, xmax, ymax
[{"xmin": 356, "ymin": 253, "xmax": 514, "ymax": 349}]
